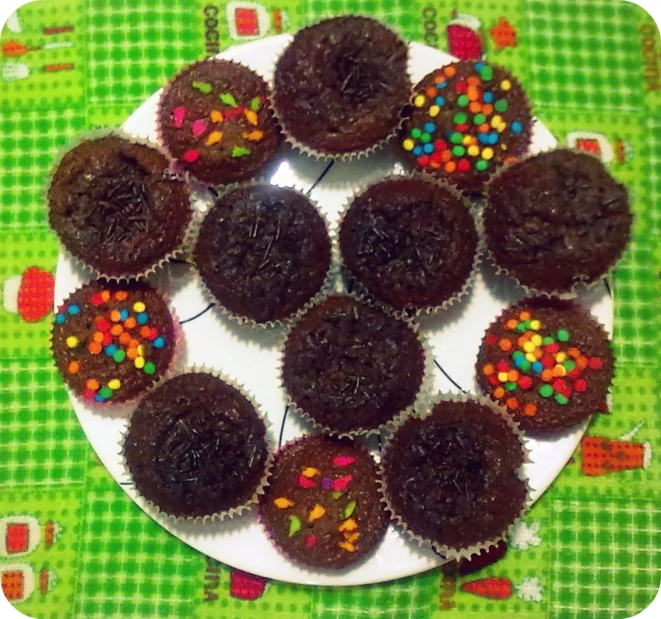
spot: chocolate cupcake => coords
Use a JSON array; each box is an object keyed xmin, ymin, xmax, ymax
[
  {"xmin": 259, "ymin": 435, "xmax": 388, "ymax": 570},
  {"xmin": 51, "ymin": 280, "xmax": 178, "ymax": 405},
  {"xmin": 484, "ymin": 149, "xmax": 632, "ymax": 294},
  {"xmin": 339, "ymin": 176, "xmax": 478, "ymax": 313},
  {"xmin": 281, "ymin": 295, "xmax": 426, "ymax": 435},
  {"xmin": 380, "ymin": 397, "xmax": 528, "ymax": 558},
  {"xmin": 124, "ymin": 372, "xmax": 270, "ymax": 519},
  {"xmin": 157, "ymin": 59, "xmax": 280, "ymax": 185},
  {"xmin": 48, "ymin": 135, "xmax": 192, "ymax": 278},
  {"xmin": 193, "ymin": 184, "xmax": 332, "ymax": 325},
  {"xmin": 476, "ymin": 297, "xmax": 614, "ymax": 435},
  {"xmin": 273, "ymin": 16, "xmax": 410, "ymax": 157},
  {"xmin": 400, "ymin": 61, "xmax": 532, "ymax": 195}
]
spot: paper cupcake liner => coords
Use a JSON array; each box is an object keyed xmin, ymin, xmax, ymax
[
  {"xmin": 190, "ymin": 181, "xmax": 337, "ymax": 330},
  {"xmin": 118, "ymin": 364, "xmax": 275, "ymax": 524},
  {"xmin": 49, "ymin": 280, "xmax": 185, "ymax": 410},
  {"xmin": 278, "ymin": 291, "xmax": 432, "ymax": 438},
  {"xmin": 473, "ymin": 295, "xmax": 616, "ymax": 435},
  {"xmin": 155, "ymin": 58, "xmax": 281, "ymax": 188},
  {"xmin": 269, "ymin": 16, "xmax": 412, "ymax": 162},
  {"xmin": 333, "ymin": 173, "xmax": 483, "ymax": 319},
  {"xmin": 46, "ymin": 128, "xmax": 195, "ymax": 282},
  {"xmin": 483, "ymin": 147, "xmax": 632, "ymax": 299},
  {"xmin": 378, "ymin": 392, "xmax": 531, "ymax": 562}
]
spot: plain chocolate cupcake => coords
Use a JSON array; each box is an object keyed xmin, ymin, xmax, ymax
[
  {"xmin": 124, "ymin": 372, "xmax": 270, "ymax": 519},
  {"xmin": 48, "ymin": 135, "xmax": 192, "ymax": 278},
  {"xmin": 380, "ymin": 397, "xmax": 528, "ymax": 558},
  {"xmin": 476, "ymin": 297, "xmax": 614, "ymax": 435},
  {"xmin": 339, "ymin": 176, "xmax": 478, "ymax": 312},
  {"xmin": 259, "ymin": 435, "xmax": 388, "ymax": 570},
  {"xmin": 51, "ymin": 280, "xmax": 178, "ymax": 405},
  {"xmin": 281, "ymin": 295, "xmax": 426, "ymax": 435},
  {"xmin": 193, "ymin": 184, "xmax": 332, "ymax": 325},
  {"xmin": 273, "ymin": 16, "xmax": 410, "ymax": 156},
  {"xmin": 484, "ymin": 149, "xmax": 632, "ymax": 294},
  {"xmin": 157, "ymin": 59, "xmax": 280, "ymax": 185},
  {"xmin": 399, "ymin": 60, "xmax": 532, "ymax": 196}
]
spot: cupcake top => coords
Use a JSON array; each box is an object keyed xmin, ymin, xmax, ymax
[
  {"xmin": 259, "ymin": 435, "xmax": 388, "ymax": 570},
  {"xmin": 48, "ymin": 136, "xmax": 192, "ymax": 278},
  {"xmin": 381, "ymin": 398, "xmax": 527, "ymax": 555},
  {"xmin": 281, "ymin": 295, "xmax": 425, "ymax": 435},
  {"xmin": 476, "ymin": 297, "xmax": 614, "ymax": 434},
  {"xmin": 339, "ymin": 176, "xmax": 478, "ymax": 312},
  {"xmin": 193, "ymin": 184, "xmax": 331, "ymax": 325},
  {"xmin": 157, "ymin": 59, "xmax": 280, "ymax": 185},
  {"xmin": 400, "ymin": 61, "xmax": 532, "ymax": 195},
  {"xmin": 124, "ymin": 372, "xmax": 270, "ymax": 519},
  {"xmin": 273, "ymin": 16, "xmax": 410, "ymax": 156},
  {"xmin": 484, "ymin": 149, "xmax": 632, "ymax": 294},
  {"xmin": 51, "ymin": 280, "xmax": 177, "ymax": 404}
]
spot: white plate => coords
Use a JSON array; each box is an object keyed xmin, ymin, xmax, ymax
[{"xmin": 54, "ymin": 36, "xmax": 613, "ymax": 586}]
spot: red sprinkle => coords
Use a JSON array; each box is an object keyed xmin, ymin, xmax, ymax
[
  {"xmin": 455, "ymin": 123, "xmax": 469, "ymax": 132},
  {"xmin": 455, "ymin": 81, "xmax": 467, "ymax": 94},
  {"xmin": 517, "ymin": 376, "xmax": 533, "ymax": 389},
  {"xmin": 552, "ymin": 379, "xmax": 566, "ymax": 393},
  {"xmin": 488, "ymin": 375, "xmax": 500, "ymax": 386},
  {"xmin": 496, "ymin": 360, "xmax": 509, "ymax": 372},
  {"xmin": 333, "ymin": 456, "xmax": 356, "ymax": 467},
  {"xmin": 147, "ymin": 327, "xmax": 158, "ymax": 341},
  {"xmin": 96, "ymin": 318, "xmax": 111, "ymax": 333},
  {"xmin": 102, "ymin": 332, "xmax": 113, "ymax": 346},
  {"xmin": 561, "ymin": 384, "xmax": 573, "ymax": 398},
  {"xmin": 305, "ymin": 535, "xmax": 318, "ymax": 548},
  {"xmin": 588, "ymin": 357, "xmax": 604, "ymax": 370},
  {"xmin": 332, "ymin": 475, "xmax": 353, "ymax": 492},
  {"xmin": 575, "ymin": 379, "xmax": 587, "ymax": 392},
  {"xmin": 83, "ymin": 389, "xmax": 96, "ymax": 401},
  {"xmin": 298, "ymin": 475, "xmax": 315, "ymax": 489},
  {"xmin": 541, "ymin": 355, "xmax": 555, "ymax": 369},
  {"xmin": 431, "ymin": 152, "xmax": 443, "ymax": 164},
  {"xmin": 457, "ymin": 158, "xmax": 470, "ymax": 172},
  {"xmin": 486, "ymin": 334, "xmax": 498, "ymax": 346},
  {"xmin": 182, "ymin": 149, "xmax": 200, "ymax": 163},
  {"xmin": 545, "ymin": 343, "xmax": 560, "ymax": 354},
  {"xmin": 434, "ymin": 140, "xmax": 447, "ymax": 151},
  {"xmin": 567, "ymin": 368, "xmax": 582, "ymax": 380},
  {"xmin": 418, "ymin": 155, "xmax": 430, "ymax": 166},
  {"xmin": 91, "ymin": 294, "xmax": 104, "ymax": 306}
]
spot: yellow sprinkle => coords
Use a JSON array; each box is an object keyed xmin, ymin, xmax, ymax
[
  {"xmin": 108, "ymin": 379, "xmax": 121, "ymax": 390},
  {"xmin": 497, "ymin": 371, "xmax": 509, "ymax": 383},
  {"xmin": 555, "ymin": 352, "xmax": 567, "ymax": 363},
  {"xmin": 66, "ymin": 336, "xmax": 79, "ymax": 349},
  {"xmin": 308, "ymin": 504, "xmax": 326, "ymax": 522},
  {"xmin": 525, "ymin": 353, "xmax": 536, "ymax": 363},
  {"xmin": 137, "ymin": 345, "xmax": 144, "ymax": 356},
  {"xmin": 243, "ymin": 130, "xmax": 263, "ymax": 142},
  {"xmin": 462, "ymin": 135, "xmax": 472, "ymax": 146},
  {"xmin": 491, "ymin": 114, "xmax": 503, "ymax": 128},
  {"xmin": 501, "ymin": 79, "xmax": 512, "ymax": 91},
  {"xmin": 482, "ymin": 147, "xmax": 494, "ymax": 161},
  {"xmin": 497, "ymin": 122, "xmax": 507, "ymax": 133},
  {"xmin": 413, "ymin": 94, "xmax": 426, "ymax": 107},
  {"xmin": 530, "ymin": 320, "xmax": 541, "ymax": 331},
  {"xmin": 531, "ymin": 334, "xmax": 542, "ymax": 346},
  {"xmin": 467, "ymin": 145, "xmax": 480, "ymax": 157},
  {"xmin": 402, "ymin": 138, "xmax": 415, "ymax": 151},
  {"xmin": 134, "ymin": 357, "xmax": 145, "ymax": 369},
  {"xmin": 244, "ymin": 110, "xmax": 258, "ymax": 125},
  {"xmin": 301, "ymin": 467, "xmax": 320, "ymax": 478},
  {"xmin": 205, "ymin": 130, "xmax": 223, "ymax": 146},
  {"xmin": 338, "ymin": 518, "xmax": 358, "ymax": 532},
  {"xmin": 344, "ymin": 532, "xmax": 360, "ymax": 543},
  {"xmin": 338, "ymin": 541, "xmax": 356, "ymax": 552},
  {"xmin": 133, "ymin": 301, "xmax": 146, "ymax": 313},
  {"xmin": 274, "ymin": 497, "xmax": 294, "ymax": 509},
  {"xmin": 501, "ymin": 143, "xmax": 508, "ymax": 150},
  {"xmin": 428, "ymin": 105, "xmax": 440, "ymax": 117},
  {"xmin": 210, "ymin": 110, "xmax": 223, "ymax": 123},
  {"xmin": 523, "ymin": 341, "xmax": 536, "ymax": 353}
]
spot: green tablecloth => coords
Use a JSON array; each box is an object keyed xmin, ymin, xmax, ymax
[{"xmin": 1, "ymin": 0, "xmax": 660, "ymax": 617}]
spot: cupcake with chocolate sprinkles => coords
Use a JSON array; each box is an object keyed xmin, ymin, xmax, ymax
[
  {"xmin": 281, "ymin": 295, "xmax": 426, "ymax": 436},
  {"xmin": 123, "ymin": 372, "xmax": 270, "ymax": 520},
  {"xmin": 259, "ymin": 435, "xmax": 388, "ymax": 570},
  {"xmin": 193, "ymin": 184, "xmax": 332, "ymax": 325},
  {"xmin": 380, "ymin": 396, "xmax": 528, "ymax": 559},
  {"xmin": 273, "ymin": 16, "xmax": 410, "ymax": 157},
  {"xmin": 339, "ymin": 176, "xmax": 478, "ymax": 313},
  {"xmin": 484, "ymin": 149, "xmax": 632, "ymax": 294},
  {"xmin": 476, "ymin": 297, "xmax": 614, "ymax": 435},
  {"xmin": 48, "ymin": 135, "xmax": 192, "ymax": 278},
  {"xmin": 399, "ymin": 60, "xmax": 532, "ymax": 195}
]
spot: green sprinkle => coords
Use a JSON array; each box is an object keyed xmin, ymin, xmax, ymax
[
  {"xmin": 220, "ymin": 93, "xmax": 238, "ymax": 107},
  {"xmin": 231, "ymin": 146, "xmax": 251, "ymax": 158},
  {"xmin": 288, "ymin": 515, "xmax": 301, "ymax": 537},
  {"xmin": 516, "ymin": 322, "xmax": 527, "ymax": 332},
  {"xmin": 520, "ymin": 360, "xmax": 532, "ymax": 372},
  {"xmin": 453, "ymin": 112, "xmax": 467, "ymax": 124},
  {"xmin": 475, "ymin": 160, "xmax": 488, "ymax": 171},
  {"xmin": 542, "ymin": 337, "xmax": 554, "ymax": 345},
  {"xmin": 480, "ymin": 65, "xmax": 494, "ymax": 81},
  {"xmin": 192, "ymin": 81, "xmax": 212, "ymax": 94},
  {"xmin": 494, "ymin": 99, "xmax": 509, "ymax": 112},
  {"xmin": 411, "ymin": 128, "xmax": 422, "ymax": 139},
  {"xmin": 557, "ymin": 329, "xmax": 570, "ymax": 342},
  {"xmin": 332, "ymin": 492, "xmax": 343, "ymax": 500},
  {"xmin": 420, "ymin": 132, "xmax": 431, "ymax": 143},
  {"xmin": 564, "ymin": 360, "xmax": 576, "ymax": 372},
  {"xmin": 250, "ymin": 96, "xmax": 261, "ymax": 111},
  {"xmin": 555, "ymin": 394, "xmax": 569, "ymax": 405},
  {"xmin": 342, "ymin": 501, "xmax": 357, "ymax": 519},
  {"xmin": 113, "ymin": 350, "xmax": 126, "ymax": 363},
  {"xmin": 512, "ymin": 350, "xmax": 524, "ymax": 360},
  {"xmin": 99, "ymin": 386, "xmax": 113, "ymax": 399},
  {"xmin": 144, "ymin": 362, "xmax": 156, "ymax": 376},
  {"xmin": 539, "ymin": 384, "xmax": 553, "ymax": 398},
  {"xmin": 450, "ymin": 132, "xmax": 463, "ymax": 144},
  {"xmin": 473, "ymin": 113, "xmax": 486, "ymax": 125},
  {"xmin": 452, "ymin": 145, "xmax": 465, "ymax": 157},
  {"xmin": 505, "ymin": 382, "xmax": 517, "ymax": 391},
  {"xmin": 457, "ymin": 94, "xmax": 469, "ymax": 107},
  {"xmin": 521, "ymin": 320, "xmax": 531, "ymax": 331}
]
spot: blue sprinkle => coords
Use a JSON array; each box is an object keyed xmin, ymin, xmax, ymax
[
  {"xmin": 489, "ymin": 133, "xmax": 499, "ymax": 145},
  {"xmin": 435, "ymin": 81, "xmax": 446, "ymax": 89},
  {"xmin": 532, "ymin": 361, "xmax": 543, "ymax": 374},
  {"xmin": 104, "ymin": 344, "xmax": 118, "ymax": 356},
  {"xmin": 478, "ymin": 134, "xmax": 490, "ymax": 145},
  {"xmin": 483, "ymin": 92, "xmax": 493, "ymax": 103},
  {"xmin": 55, "ymin": 313, "xmax": 66, "ymax": 324},
  {"xmin": 511, "ymin": 121, "xmax": 523, "ymax": 134},
  {"xmin": 137, "ymin": 312, "xmax": 149, "ymax": 325},
  {"xmin": 435, "ymin": 96, "xmax": 445, "ymax": 106},
  {"xmin": 423, "ymin": 143, "xmax": 434, "ymax": 154},
  {"xmin": 153, "ymin": 336, "xmax": 166, "ymax": 349},
  {"xmin": 475, "ymin": 62, "xmax": 484, "ymax": 70},
  {"xmin": 120, "ymin": 309, "xmax": 129, "ymax": 321},
  {"xmin": 95, "ymin": 395, "xmax": 105, "ymax": 403},
  {"xmin": 67, "ymin": 304, "xmax": 80, "ymax": 315},
  {"xmin": 514, "ymin": 356, "xmax": 524, "ymax": 369},
  {"xmin": 424, "ymin": 122, "xmax": 436, "ymax": 133},
  {"xmin": 413, "ymin": 146, "xmax": 423, "ymax": 156}
]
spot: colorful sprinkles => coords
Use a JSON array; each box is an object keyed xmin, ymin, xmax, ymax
[
  {"xmin": 481, "ymin": 310, "xmax": 606, "ymax": 415},
  {"xmin": 54, "ymin": 289, "xmax": 168, "ymax": 403},
  {"xmin": 403, "ymin": 62, "xmax": 524, "ymax": 175}
]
